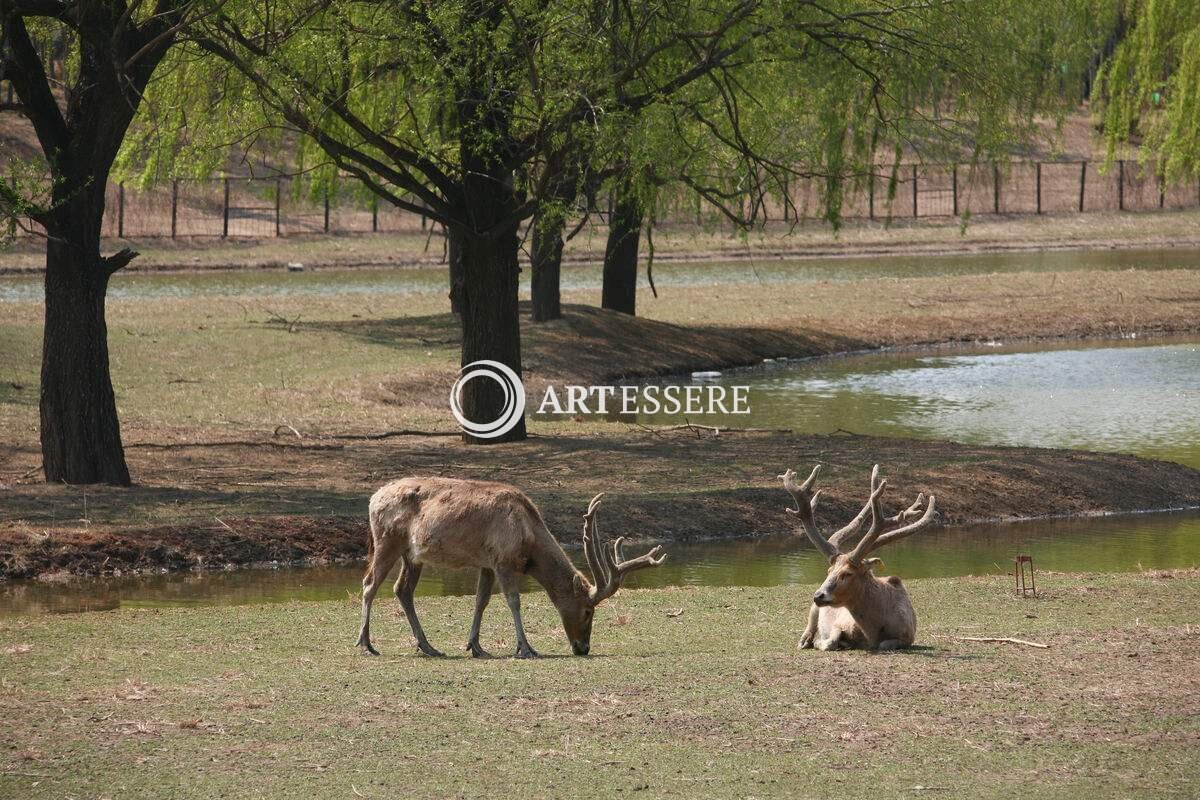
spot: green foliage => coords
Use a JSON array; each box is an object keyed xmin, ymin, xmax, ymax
[
  {"xmin": 119, "ymin": 0, "xmax": 1111, "ymax": 230},
  {"xmin": 1099, "ymin": 0, "xmax": 1200, "ymax": 180}
]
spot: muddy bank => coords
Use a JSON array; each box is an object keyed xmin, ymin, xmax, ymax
[{"xmin": 3, "ymin": 432, "xmax": 1198, "ymax": 580}]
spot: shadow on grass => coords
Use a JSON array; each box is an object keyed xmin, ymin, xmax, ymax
[{"xmin": 304, "ymin": 302, "xmax": 867, "ymax": 386}]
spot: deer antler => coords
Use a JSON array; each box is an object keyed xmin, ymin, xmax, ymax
[
  {"xmin": 583, "ymin": 493, "xmax": 666, "ymax": 605},
  {"xmin": 847, "ymin": 466, "xmax": 936, "ymax": 562},
  {"xmin": 780, "ymin": 465, "xmax": 839, "ymax": 561},
  {"xmin": 781, "ymin": 464, "xmax": 937, "ymax": 563}
]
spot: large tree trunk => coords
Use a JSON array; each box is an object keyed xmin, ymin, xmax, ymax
[
  {"xmin": 457, "ymin": 225, "xmax": 527, "ymax": 443},
  {"xmin": 5, "ymin": 7, "xmax": 183, "ymax": 485},
  {"xmin": 530, "ymin": 209, "xmax": 564, "ymax": 322},
  {"xmin": 601, "ymin": 184, "xmax": 643, "ymax": 316},
  {"xmin": 447, "ymin": 225, "xmax": 465, "ymax": 315},
  {"xmin": 40, "ymin": 201, "xmax": 131, "ymax": 485}
]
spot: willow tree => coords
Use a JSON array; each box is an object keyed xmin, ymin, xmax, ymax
[
  {"xmin": 1, "ymin": 0, "xmax": 196, "ymax": 484},
  {"xmin": 130, "ymin": 0, "xmax": 776, "ymax": 442},
  {"xmin": 586, "ymin": 0, "xmax": 1110, "ymax": 317},
  {"xmin": 1099, "ymin": 0, "xmax": 1200, "ymax": 179}
]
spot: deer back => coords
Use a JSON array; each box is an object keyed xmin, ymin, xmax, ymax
[{"xmin": 370, "ymin": 477, "xmax": 564, "ymax": 571}]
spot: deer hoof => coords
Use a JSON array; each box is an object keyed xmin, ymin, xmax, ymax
[
  {"xmin": 359, "ymin": 642, "xmax": 380, "ymax": 656},
  {"xmin": 797, "ymin": 634, "xmax": 815, "ymax": 649},
  {"xmin": 417, "ymin": 643, "xmax": 446, "ymax": 657},
  {"xmin": 467, "ymin": 642, "xmax": 494, "ymax": 659},
  {"xmin": 515, "ymin": 646, "xmax": 541, "ymax": 659}
]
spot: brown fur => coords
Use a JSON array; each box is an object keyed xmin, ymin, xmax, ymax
[
  {"xmin": 355, "ymin": 477, "xmax": 660, "ymax": 658},
  {"xmin": 780, "ymin": 464, "xmax": 936, "ymax": 652},
  {"xmin": 802, "ymin": 555, "xmax": 917, "ymax": 651}
]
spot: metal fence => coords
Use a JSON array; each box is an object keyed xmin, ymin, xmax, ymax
[
  {"xmin": 14, "ymin": 160, "xmax": 1200, "ymax": 240},
  {"xmin": 101, "ymin": 177, "xmax": 434, "ymax": 238}
]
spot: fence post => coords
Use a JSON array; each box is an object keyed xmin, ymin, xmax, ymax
[
  {"xmin": 1159, "ymin": 176, "xmax": 1166, "ymax": 210},
  {"xmin": 372, "ymin": 200, "xmax": 378, "ymax": 232},
  {"xmin": 222, "ymin": 177, "xmax": 230, "ymax": 237},
  {"xmin": 117, "ymin": 182, "xmax": 125, "ymax": 238},
  {"xmin": 275, "ymin": 179, "xmax": 282, "ymax": 236},
  {"xmin": 1117, "ymin": 160, "xmax": 1124, "ymax": 211},
  {"xmin": 1078, "ymin": 161, "xmax": 1087, "ymax": 212},
  {"xmin": 952, "ymin": 164, "xmax": 958, "ymax": 217},
  {"xmin": 868, "ymin": 168, "xmax": 875, "ymax": 220},
  {"xmin": 323, "ymin": 186, "xmax": 330, "ymax": 233},
  {"xmin": 992, "ymin": 163, "xmax": 1000, "ymax": 214},
  {"xmin": 170, "ymin": 179, "xmax": 178, "ymax": 239},
  {"xmin": 912, "ymin": 164, "xmax": 918, "ymax": 218},
  {"xmin": 1036, "ymin": 162, "xmax": 1042, "ymax": 214}
]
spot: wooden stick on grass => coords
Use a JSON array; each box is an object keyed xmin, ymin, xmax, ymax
[{"xmin": 953, "ymin": 636, "xmax": 1049, "ymax": 649}]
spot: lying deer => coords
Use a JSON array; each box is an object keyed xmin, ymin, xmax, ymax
[
  {"xmin": 356, "ymin": 477, "xmax": 666, "ymax": 658},
  {"xmin": 779, "ymin": 464, "xmax": 936, "ymax": 651}
]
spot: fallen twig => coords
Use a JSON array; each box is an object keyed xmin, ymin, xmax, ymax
[
  {"xmin": 273, "ymin": 424, "xmax": 303, "ymax": 441},
  {"xmin": 322, "ymin": 429, "xmax": 460, "ymax": 440},
  {"xmin": 127, "ymin": 441, "xmax": 344, "ymax": 451},
  {"xmin": 953, "ymin": 636, "xmax": 1049, "ymax": 649},
  {"xmin": 652, "ymin": 424, "xmax": 792, "ymax": 435}
]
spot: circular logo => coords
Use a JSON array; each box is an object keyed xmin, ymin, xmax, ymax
[{"xmin": 449, "ymin": 360, "xmax": 526, "ymax": 438}]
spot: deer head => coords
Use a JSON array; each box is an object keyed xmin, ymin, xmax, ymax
[
  {"xmin": 557, "ymin": 493, "xmax": 666, "ymax": 655},
  {"xmin": 779, "ymin": 464, "xmax": 936, "ymax": 608}
]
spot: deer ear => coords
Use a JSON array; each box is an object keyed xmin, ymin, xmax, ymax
[{"xmin": 863, "ymin": 557, "xmax": 884, "ymax": 572}]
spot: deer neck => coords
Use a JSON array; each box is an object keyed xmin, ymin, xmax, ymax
[
  {"xmin": 526, "ymin": 534, "xmax": 584, "ymax": 602},
  {"xmin": 843, "ymin": 573, "xmax": 893, "ymax": 628}
]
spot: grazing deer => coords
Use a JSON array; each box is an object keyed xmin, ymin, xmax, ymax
[
  {"xmin": 356, "ymin": 477, "xmax": 666, "ymax": 658},
  {"xmin": 779, "ymin": 464, "xmax": 936, "ymax": 651}
]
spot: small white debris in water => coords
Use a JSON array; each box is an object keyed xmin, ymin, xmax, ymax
[
  {"xmin": 287, "ymin": 262, "xmax": 305, "ymax": 272},
  {"xmin": 691, "ymin": 371, "xmax": 722, "ymax": 380},
  {"xmin": 762, "ymin": 358, "xmax": 775, "ymax": 363}
]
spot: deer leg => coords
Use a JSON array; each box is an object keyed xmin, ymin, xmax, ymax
[
  {"xmin": 394, "ymin": 558, "xmax": 444, "ymax": 657},
  {"xmin": 357, "ymin": 538, "xmax": 403, "ymax": 656},
  {"xmin": 797, "ymin": 603, "xmax": 820, "ymax": 649},
  {"xmin": 466, "ymin": 568, "xmax": 495, "ymax": 658},
  {"xmin": 495, "ymin": 568, "xmax": 538, "ymax": 659}
]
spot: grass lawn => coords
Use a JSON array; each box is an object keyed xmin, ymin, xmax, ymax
[{"xmin": 2, "ymin": 570, "xmax": 1197, "ymax": 798}]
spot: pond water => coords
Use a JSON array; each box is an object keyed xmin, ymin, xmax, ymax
[
  {"xmin": 3, "ymin": 510, "xmax": 1197, "ymax": 616},
  {"xmin": 601, "ymin": 338, "xmax": 1200, "ymax": 470},
  {"xmin": 1, "ymin": 246, "xmax": 1198, "ymax": 302}
]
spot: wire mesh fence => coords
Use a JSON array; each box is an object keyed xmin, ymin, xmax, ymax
[{"xmin": 13, "ymin": 161, "xmax": 1200, "ymax": 240}]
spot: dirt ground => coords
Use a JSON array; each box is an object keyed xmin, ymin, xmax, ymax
[{"xmin": 3, "ymin": 430, "xmax": 1200, "ymax": 579}]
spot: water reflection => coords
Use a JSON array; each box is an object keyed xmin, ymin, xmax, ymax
[
  {"xmin": 2, "ymin": 246, "xmax": 1198, "ymax": 302},
  {"xmin": 621, "ymin": 339, "xmax": 1200, "ymax": 469},
  {"xmin": 3, "ymin": 510, "xmax": 1197, "ymax": 616}
]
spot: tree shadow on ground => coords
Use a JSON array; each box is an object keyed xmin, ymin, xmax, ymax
[{"xmin": 304, "ymin": 302, "xmax": 867, "ymax": 388}]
